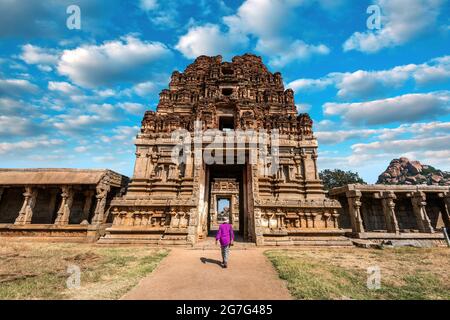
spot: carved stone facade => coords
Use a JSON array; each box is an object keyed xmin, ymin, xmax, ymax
[
  {"xmin": 0, "ymin": 169, "xmax": 128, "ymax": 242},
  {"xmin": 101, "ymin": 54, "xmax": 345, "ymax": 246},
  {"xmin": 330, "ymin": 184, "xmax": 450, "ymax": 245}
]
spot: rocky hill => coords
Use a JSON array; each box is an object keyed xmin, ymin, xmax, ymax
[{"xmin": 377, "ymin": 157, "xmax": 450, "ymax": 186}]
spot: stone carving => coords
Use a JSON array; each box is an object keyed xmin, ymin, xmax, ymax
[
  {"xmin": 91, "ymin": 186, "xmax": 109, "ymax": 224},
  {"xmin": 15, "ymin": 187, "xmax": 38, "ymax": 225},
  {"xmin": 346, "ymin": 191, "xmax": 364, "ymax": 233},
  {"xmin": 409, "ymin": 191, "xmax": 434, "ymax": 233},
  {"xmin": 54, "ymin": 186, "xmax": 74, "ymax": 225}
]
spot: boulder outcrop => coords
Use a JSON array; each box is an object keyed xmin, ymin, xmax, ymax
[{"xmin": 377, "ymin": 157, "xmax": 450, "ymax": 186}]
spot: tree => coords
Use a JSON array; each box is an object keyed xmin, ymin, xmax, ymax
[{"xmin": 319, "ymin": 169, "xmax": 366, "ymax": 190}]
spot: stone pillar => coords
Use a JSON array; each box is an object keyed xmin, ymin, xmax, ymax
[
  {"xmin": 91, "ymin": 186, "xmax": 109, "ymax": 224},
  {"xmin": 409, "ymin": 191, "xmax": 434, "ymax": 233},
  {"xmin": 15, "ymin": 186, "xmax": 38, "ymax": 225},
  {"xmin": 376, "ymin": 191, "xmax": 400, "ymax": 233},
  {"xmin": 81, "ymin": 190, "xmax": 95, "ymax": 225},
  {"xmin": 346, "ymin": 190, "xmax": 364, "ymax": 233},
  {"xmin": 54, "ymin": 186, "xmax": 74, "ymax": 225}
]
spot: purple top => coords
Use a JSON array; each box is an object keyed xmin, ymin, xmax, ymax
[{"xmin": 216, "ymin": 223, "xmax": 235, "ymax": 246}]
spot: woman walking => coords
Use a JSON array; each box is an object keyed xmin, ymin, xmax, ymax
[{"xmin": 215, "ymin": 217, "xmax": 234, "ymax": 268}]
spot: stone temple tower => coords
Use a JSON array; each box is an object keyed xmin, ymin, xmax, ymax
[{"xmin": 100, "ymin": 54, "xmax": 344, "ymax": 246}]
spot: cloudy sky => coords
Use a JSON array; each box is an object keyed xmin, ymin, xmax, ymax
[{"xmin": 0, "ymin": 0, "xmax": 449, "ymax": 183}]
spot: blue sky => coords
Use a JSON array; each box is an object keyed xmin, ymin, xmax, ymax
[{"xmin": 0, "ymin": 0, "xmax": 449, "ymax": 183}]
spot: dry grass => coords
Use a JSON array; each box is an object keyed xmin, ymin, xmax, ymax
[
  {"xmin": 265, "ymin": 247, "xmax": 450, "ymax": 300},
  {"xmin": 0, "ymin": 241, "xmax": 168, "ymax": 300}
]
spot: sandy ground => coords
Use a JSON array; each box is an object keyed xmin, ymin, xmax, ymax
[{"xmin": 121, "ymin": 248, "xmax": 293, "ymax": 300}]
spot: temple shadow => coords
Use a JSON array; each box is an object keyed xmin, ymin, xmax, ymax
[{"xmin": 200, "ymin": 257, "xmax": 222, "ymax": 266}]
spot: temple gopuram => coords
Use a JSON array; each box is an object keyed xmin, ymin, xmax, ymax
[{"xmin": 100, "ymin": 54, "xmax": 347, "ymax": 246}]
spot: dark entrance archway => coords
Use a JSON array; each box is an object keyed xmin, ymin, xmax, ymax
[{"xmin": 206, "ymin": 164, "xmax": 249, "ymax": 241}]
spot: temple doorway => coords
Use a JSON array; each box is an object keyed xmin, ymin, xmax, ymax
[{"xmin": 206, "ymin": 164, "xmax": 249, "ymax": 241}]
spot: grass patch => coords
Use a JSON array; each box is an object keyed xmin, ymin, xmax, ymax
[
  {"xmin": 265, "ymin": 248, "xmax": 450, "ymax": 300},
  {"xmin": 0, "ymin": 242, "xmax": 168, "ymax": 300}
]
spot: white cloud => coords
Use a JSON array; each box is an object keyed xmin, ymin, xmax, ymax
[
  {"xmin": 335, "ymin": 65, "xmax": 416, "ymax": 99},
  {"xmin": 74, "ymin": 146, "xmax": 89, "ymax": 153},
  {"xmin": 288, "ymin": 55, "xmax": 450, "ymax": 99},
  {"xmin": 0, "ymin": 78, "xmax": 38, "ymax": 97},
  {"xmin": 176, "ymin": 0, "xmax": 330, "ymax": 66},
  {"xmin": 296, "ymin": 103, "xmax": 312, "ymax": 113},
  {"xmin": 57, "ymin": 35, "xmax": 172, "ymax": 88},
  {"xmin": 223, "ymin": 0, "xmax": 291, "ymax": 37},
  {"xmin": 48, "ymin": 81, "xmax": 81, "ymax": 95},
  {"xmin": 117, "ymin": 102, "xmax": 146, "ymax": 115},
  {"xmin": 20, "ymin": 44, "xmax": 59, "ymax": 66},
  {"xmin": 256, "ymin": 39, "xmax": 329, "ymax": 68},
  {"xmin": 175, "ymin": 24, "xmax": 248, "ymax": 59},
  {"xmin": 288, "ymin": 76, "xmax": 336, "ymax": 92},
  {"xmin": 317, "ymin": 129, "xmax": 378, "ymax": 144},
  {"xmin": 0, "ymin": 116, "xmax": 45, "ymax": 137},
  {"xmin": 351, "ymin": 135, "xmax": 450, "ymax": 155},
  {"xmin": 323, "ymin": 92, "xmax": 450, "ymax": 125},
  {"xmin": 132, "ymin": 81, "xmax": 157, "ymax": 97},
  {"xmin": 93, "ymin": 155, "xmax": 117, "ymax": 163},
  {"xmin": 223, "ymin": 0, "xmax": 330, "ymax": 66},
  {"xmin": 414, "ymin": 56, "xmax": 450, "ymax": 85},
  {"xmin": 139, "ymin": 0, "xmax": 158, "ymax": 11},
  {"xmin": 52, "ymin": 104, "xmax": 119, "ymax": 134},
  {"xmin": 0, "ymin": 138, "xmax": 63, "ymax": 155},
  {"xmin": 112, "ymin": 125, "xmax": 140, "ymax": 141},
  {"xmin": 0, "ymin": 98, "xmax": 30, "ymax": 115},
  {"xmin": 316, "ymin": 121, "xmax": 450, "ymax": 144},
  {"xmin": 94, "ymin": 88, "xmax": 116, "ymax": 98},
  {"xmin": 343, "ymin": 0, "xmax": 445, "ymax": 53}
]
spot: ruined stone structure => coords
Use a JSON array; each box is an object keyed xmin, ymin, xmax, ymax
[
  {"xmin": 0, "ymin": 169, "xmax": 128, "ymax": 242},
  {"xmin": 330, "ymin": 184, "xmax": 450, "ymax": 246},
  {"xmin": 100, "ymin": 54, "xmax": 345, "ymax": 246}
]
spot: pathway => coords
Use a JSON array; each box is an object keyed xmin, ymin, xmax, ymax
[{"xmin": 121, "ymin": 247, "xmax": 292, "ymax": 300}]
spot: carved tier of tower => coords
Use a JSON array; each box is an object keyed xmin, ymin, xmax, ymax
[{"xmin": 101, "ymin": 54, "xmax": 343, "ymax": 246}]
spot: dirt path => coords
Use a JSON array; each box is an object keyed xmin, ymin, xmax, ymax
[{"xmin": 121, "ymin": 248, "xmax": 292, "ymax": 300}]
